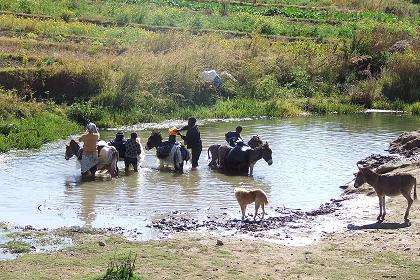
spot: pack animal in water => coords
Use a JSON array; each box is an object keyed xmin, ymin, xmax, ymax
[
  {"xmin": 221, "ymin": 142, "xmax": 272, "ymax": 175},
  {"xmin": 65, "ymin": 140, "xmax": 119, "ymax": 178},
  {"xmin": 145, "ymin": 131, "xmax": 190, "ymax": 173}
]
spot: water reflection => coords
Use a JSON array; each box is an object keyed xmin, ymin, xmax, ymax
[{"xmin": 0, "ymin": 114, "xmax": 419, "ymax": 232}]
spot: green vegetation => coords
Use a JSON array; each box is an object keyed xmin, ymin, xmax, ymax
[
  {"xmin": 0, "ymin": 0, "xmax": 418, "ymax": 152},
  {"xmin": 1, "ymin": 240, "xmax": 31, "ymax": 254},
  {"xmin": 0, "ymin": 229, "xmax": 419, "ymax": 280},
  {"xmin": 0, "ymin": 89, "xmax": 80, "ymax": 152},
  {"xmin": 102, "ymin": 253, "xmax": 143, "ymax": 280}
]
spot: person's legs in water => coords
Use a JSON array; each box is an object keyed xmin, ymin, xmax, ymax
[
  {"xmin": 191, "ymin": 146, "xmax": 202, "ymax": 168},
  {"xmin": 89, "ymin": 165, "xmax": 97, "ymax": 180},
  {"xmin": 133, "ymin": 157, "xmax": 138, "ymax": 172},
  {"xmin": 124, "ymin": 158, "xmax": 130, "ymax": 172}
]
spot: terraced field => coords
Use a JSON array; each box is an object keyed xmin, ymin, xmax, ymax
[{"xmin": 0, "ymin": 0, "xmax": 418, "ymax": 150}]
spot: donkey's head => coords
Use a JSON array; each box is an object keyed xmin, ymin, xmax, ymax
[
  {"xmin": 354, "ymin": 163, "xmax": 374, "ymax": 188},
  {"xmin": 248, "ymin": 135, "xmax": 263, "ymax": 149},
  {"xmin": 145, "ymin": 131, "xmax": 163, "ymax": 150},
  {"xmin": 65, "ymin": 140, "xmax": 80, "ymax": 160},
  {"xmin": 261, "ymin": 142, "xmax": 273, "ymax": 166}
]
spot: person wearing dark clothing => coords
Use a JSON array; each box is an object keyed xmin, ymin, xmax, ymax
[
  {"xmin": 178, "ymin": 117, "xmax": 202, "ymax": 168},
  {"xmin": 225, "ymin": 126, "xmax": 243, "ymax": 147},
  {"xmin": 124, "ymin": 132, "xmax": 141, "ymax": 172},
  {"xmin": 109, "ymin": 131, "xmax": 127, "ymax": 158}
]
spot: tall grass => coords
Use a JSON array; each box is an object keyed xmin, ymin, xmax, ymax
[
  {"xmin": 102, "ymin": 253, "xmax": 142, "ymax": 280},
  {"xmin": 0, "ymin": 112, "xmax": 80, "ymax": 152}
]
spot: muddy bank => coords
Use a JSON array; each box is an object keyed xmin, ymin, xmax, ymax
[{"xmin": 147, "ymin": 198, "xmax": 348, "ymax": 238}]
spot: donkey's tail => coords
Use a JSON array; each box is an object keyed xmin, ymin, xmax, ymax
[
  {"xmin": 414, "ymin": 177, "xmax": 418, "ymax": 200},
  {"xmin": 111, "ymin": 147, "xmax": 119, "ymax": 177}
]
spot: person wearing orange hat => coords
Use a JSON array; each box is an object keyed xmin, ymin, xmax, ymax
[{"xmin": 168, "ymin": 127, "xmax": 178, "ymax": 145}]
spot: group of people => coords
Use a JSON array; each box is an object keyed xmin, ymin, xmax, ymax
[{"xmin": 77, "ymin": 117, "xmax": 244, "ymax": 177}]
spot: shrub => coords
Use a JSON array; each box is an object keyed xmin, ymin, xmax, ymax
[
  {"xmin": 102, "ymin": 253, "xmax": 142, "ymax": 280},
  {"xmin": 60, "ymin": 9, "xmax": 75, "ymax": 22},
  {"xmin": 255, "ymin": 75, "xmax": 279, "ymax": 99},
  {"xmin": 382, "ymin": 51, "xmax": 420, "ymax": 103},
  {"xmin": 349, "ymin": 79, "xmax": 381, "ymax": 107},
  {"xmin": 257, "ymin": 21, "xmax": 276, "ymax": 35},
  {"xmin": 67, "ymin": 101, "xmax": 105, "ymax": 125},
  {"xmin": 407, "ymin": 102, "xmax": 420, "ymax": 115},
  {"xmin": 264, "ymin": 99, "xmax": 301, "ymax": 117}
]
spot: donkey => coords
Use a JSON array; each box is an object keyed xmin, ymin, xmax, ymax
[
  {"xmin": 65, "ymin": 140, "xmax": 119, "ymax": 178},
  {"xmin": 220, "ymin": 142, "xmax": 273, "ymax": 176},
  {"xmin": 354, "ymin": 165, "xmax": 417, "ymax": 223},
  {"xmin": 144, "ymin": 131, "xmax": 190, "ymax": 173},
  {"xmin": 208, "ymin": 135, "xmax": 263, "ymax": 167}
]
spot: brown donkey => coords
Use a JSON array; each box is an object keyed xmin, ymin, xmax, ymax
[{"xmin": 354, "ymin": 165, "xmax": 417, "ymax": 222}]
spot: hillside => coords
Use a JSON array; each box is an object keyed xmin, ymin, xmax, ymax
[{"xmin": 0, "ymin": 0, "xmax": 419, "ymax": 151}]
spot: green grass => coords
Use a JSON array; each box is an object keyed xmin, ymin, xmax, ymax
[
  {"xmin": 0, "ymin": 93, "xmax": 81, "ymax": 152},
  {"xmin": 101, "ymin": 253, "xmax": 143, "ymax": 280},
  {"xmin": 2, "ymin": 240, "xmax": 31, "ymax": 254},
  {"xmin": 0, "ymin": 0, "xmax": 418, "ymax": 152}
]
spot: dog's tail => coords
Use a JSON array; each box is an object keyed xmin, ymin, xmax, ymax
[{"xmin": 253, "ymin": 189, "xmax": 268, "ymax": 205}]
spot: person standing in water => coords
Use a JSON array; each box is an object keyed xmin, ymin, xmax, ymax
[
  {"xmin": 124, "ymin": 132, "xmax": 142, "ymax": 172},
  {"xmin": 79, "ymin": 122, "xmax": 100, "ymax": 179},
  {"xmin": 178, "ymin": 117, "xmax": 202, "ymax": 169}
]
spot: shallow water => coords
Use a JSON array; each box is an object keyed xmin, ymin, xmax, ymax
[{"xmin": 0, "ymin": 113, "xmax": 418, "ymax": 240}]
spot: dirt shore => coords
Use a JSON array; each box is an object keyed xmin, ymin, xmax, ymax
[{"xmin": 0, "ymin": 186, "xmax": 418, "ymax": 280}]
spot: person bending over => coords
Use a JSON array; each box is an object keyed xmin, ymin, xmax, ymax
[{"xmin": 178, "ymin": 117, "xmax": 202, "ymax": 169}]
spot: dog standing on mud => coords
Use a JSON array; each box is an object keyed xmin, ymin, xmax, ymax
[{"xmin": 234, "ymin": 187, "xmax": 268, "ymax": 221}]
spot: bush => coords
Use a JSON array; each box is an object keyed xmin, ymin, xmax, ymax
[
  {"xmin": 67, "ymin": 101, "xmax": 105, "ymax": 125},
  {"xmin": 102, "ymin": 253, "xmax": 142, "ymax": 280},
  {"xmin": 407, "ymin": 102, "xmax": 420, "ymax": 115},
  {"xmin": 349, "ymin": 79, "xmax": 381, "ymax": 107},
  {"xmin": 257, "ymin": 21, "xmax": 276, "ymax": 35},
  {"xmin": 264, "ymin": 99, "xmax": 301, "ymax": 117},
  {"xmin": 382, "ymin": 51, "xmax": 420, "ymax": 103},
  {"xmin": 255, "ymin": 75, "xmax": 279, "ymax": 99}
]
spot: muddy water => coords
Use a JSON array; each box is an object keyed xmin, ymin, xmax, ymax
[{"xmin": 0, "ymin": 113, "xmax": 418, "ymax": 239}]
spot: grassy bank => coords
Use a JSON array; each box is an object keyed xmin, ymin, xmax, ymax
[
  {"xmin": 0, "ymin": 89, "xmax": 80, "ymax": 152},
  {"xmin": 0, "ymin": 0, "xmax": 418, "ymax": 151},
  {"xmin": 0, "ymin": 216, "xmax": 419, "ymax": 280}
]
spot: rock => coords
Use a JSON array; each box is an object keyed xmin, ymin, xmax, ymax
[
  {"xmin": 350, "ymin": 55, "xmax": 372, "ymax": 71},
  {"xmin": 388, "ymin": 131, "xmax": 420, "ymax": 156},
  {"xmin": 216, "ymin": 239, "xmax": 224, "ymax": 246},
  {"xmin": 98, "ymin": 241, "xmax": 106, "ymax": 247},
  {"xmin": 389, "ymin": 39, "xmax": 412, "ymax": 53}
]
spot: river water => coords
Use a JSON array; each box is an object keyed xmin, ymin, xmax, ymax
[{"xmin": 0, "ymin": 112, "xmax": 418, "ymax": 240}]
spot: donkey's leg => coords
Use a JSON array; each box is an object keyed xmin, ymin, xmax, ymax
[
  {"xmin": 402, "ymin": 191, "xmax": 414, "ymax": 222},
  {"xmin": 90, "ymin": 165, "xmax": 97, "ymax": 180},
  {"xmin": 381, "ymin": 195, "xmax": 386, "ymax": 220},
  {"xmin": 249, "ymin": 163, "xmax": 255, "ymax": 176},
  {"xmin": 377, "ymin": 195, "xmax": 383, "ymax": 221}
]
